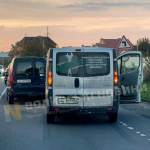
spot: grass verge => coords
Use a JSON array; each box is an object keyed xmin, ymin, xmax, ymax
[{"xmin": 141, "ymin": 82, "xmax": 150, "ymax": 102}]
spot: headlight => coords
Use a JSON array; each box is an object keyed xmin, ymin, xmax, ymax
[{"xmin": 1, "ymin": 69, "xmax": 4, "ymax": 72}]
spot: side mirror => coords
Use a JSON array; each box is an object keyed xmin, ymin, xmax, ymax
[{"xmin": 39, "ymin": 67, "xmax": 46, "ymax": 76}]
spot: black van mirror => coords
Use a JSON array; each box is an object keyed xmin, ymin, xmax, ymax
[{"xmin": 39, "ymin": 67, "xmax": 46, "ymax": 75}]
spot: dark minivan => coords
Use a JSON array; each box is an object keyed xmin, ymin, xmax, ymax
[{"xmin": 6, "ymin": 57, "xmax": 46, "ymax": 104}]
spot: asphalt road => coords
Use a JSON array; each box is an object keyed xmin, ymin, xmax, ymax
[{"xmin": 0, "ymin": 76, "xmax": 150, "ymax": 150}]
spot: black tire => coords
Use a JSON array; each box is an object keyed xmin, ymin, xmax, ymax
[
  {"xmin": 47, "ymin": 113, "xmax": 55, "ymax": 123},
  {"xmin": 108, "ymin": 113, "xmax": 118, "ymax": 122},
  {"xmin": 7, "ymin": 92, "xmax": 14, "ymax": 104}
]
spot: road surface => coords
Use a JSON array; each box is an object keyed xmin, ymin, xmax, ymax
[{"xmin": 0, "ymin": 76, "xmax": 150, "ymax": 150}]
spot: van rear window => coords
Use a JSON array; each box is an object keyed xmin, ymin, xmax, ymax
[
  {"xmin": 16, "ymin": 61, "xmax": 33, "ymax": 76},
  {"xmin": 56, "ymin": 52, "xmax": 110, "ymax": 77}
]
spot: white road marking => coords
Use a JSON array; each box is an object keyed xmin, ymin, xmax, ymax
[
  {"xmin": 0, "ymin": 87, "xmax": 7, "ymax": 100},
  {"xmin": 128, "ymin": 127, "xmax": 134, "ymax": 130},
  {"xmin": 136, "ymin": 132, "xmax": 140, "ymax": 134},
  {"xmin": 120, "ymin": 122, "xmax": 123, "ymax": 124},
  {"xmin": 140, "ymin": 134, "xmax": 146, "ymax": 137},
  {"xmin": 122, "ymin": 123, "xmax": 127, "ymax": 126},
  {"xmin": 148, "ymin": 139, "xmax": 150, "ymax": 141}
]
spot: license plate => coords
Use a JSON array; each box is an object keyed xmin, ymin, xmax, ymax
[
  {"xmin": 17, "ymin": 79, "xmax": 31, "ymax": 83},
  {"xmin": 58, "ymin": 98, "xmax": 79, "ymax": 104},
  {"xmin": 66, "ymin": 98, "xmax": 78, "ymax": 104}
]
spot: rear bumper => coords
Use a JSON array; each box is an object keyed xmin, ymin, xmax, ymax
[
  {"xmin": 47, "ymin": 106, "xmax": 118, "ymax": 115},
  {"xmin": 8, "ymin": 86, "xmax": 45, "ymax": 99}
]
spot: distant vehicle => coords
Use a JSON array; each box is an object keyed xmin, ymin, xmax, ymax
[
  {"xmin": 45, "ymin": 48, "xmax": 143, "ymax": 123},
  {"xmin": 4, "ymin": 64, "xmax": 10, "ymax": 84},
  {"xmin": 0, "ymin": 65, "xmax": 4, "ymax": 76},
  {"xmin": 5, "ymin": 57, "xmax": 46, "ymax": 104}
]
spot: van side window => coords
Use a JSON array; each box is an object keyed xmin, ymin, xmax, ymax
[{"xmin": 121, "ymin": 54, "xmax": 140, "ymax": 74}]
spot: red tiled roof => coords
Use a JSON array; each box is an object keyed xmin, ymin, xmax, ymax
[{"xmin": 96, "ymin": 38, "xmax": 133, "ymax": 49}]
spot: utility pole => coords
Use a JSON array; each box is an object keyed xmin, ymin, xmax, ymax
[
  {"xmin": 45, "ymin": 27, "xmax": 51, "ymax": 37},
  {"xmin": 137, "ymin": 40, "xmax": 139, "ymax": 51}
]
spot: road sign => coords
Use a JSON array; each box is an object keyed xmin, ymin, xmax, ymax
[{"xmin": 117, "ymin": 35, "xmax": 133, "ymax": 50}]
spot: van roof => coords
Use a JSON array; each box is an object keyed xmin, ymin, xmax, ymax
[{"xmin": 15, "ymin": 56, "xmax": 45, "ymax": 59}]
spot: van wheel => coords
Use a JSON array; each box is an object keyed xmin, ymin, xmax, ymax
[
  {"xmin": 7, "ymin": 93, "xmax": 14, "ymax": 104},
  {"xmin": 47, "ymin": 114, "xmax": 55, "ymax": 123},
  {"xmin": 108, "ymin": 113, "xmax": 118, "ymax": 122}
]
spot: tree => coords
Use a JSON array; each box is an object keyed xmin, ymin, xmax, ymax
[
  {"xmin": 9, "ymin": 42, "xmax": 20, "ymax": 58},
  {"xmin": 19, "ymin": 40, "xmax": 48, "ymax": 57},
  {"xmin": 138, "ymin": 37, "xmax": 150, "ymax": 69}
]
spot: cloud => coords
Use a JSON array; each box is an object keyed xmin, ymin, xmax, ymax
[{"xmin": 60, "ymin": 2, "xmax": 150, "ymax": 11}]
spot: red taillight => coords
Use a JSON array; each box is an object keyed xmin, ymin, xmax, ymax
[
  {"xmin": 10, "ymin": 69, "xmax": 14, "ymax": 86},
  {"xmin": 48, "ymin": 71, "xmax": 52, "ymax": 86},
  {"xmin": 114, "ymin": 71, "xmax": 118, "ymax": 85}
]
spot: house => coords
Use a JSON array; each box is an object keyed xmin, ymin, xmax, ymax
[
  {"xmin": 95, "ymin": 38, "xmax": 134, "ymax": 56},
  {"xmin": 10, "ymin": 36, "xmax": 58, "ymax": 57},
  {"xmin": 17, "ymin": 36, "xmax": 58, "ymax": 48},
  {"xmin": 0, "ymin": 51, "xmax": 12, "ymax": 68},
  {"xmin": 0, "ymin": 51, "xmax": 10, "ymax": 58}
]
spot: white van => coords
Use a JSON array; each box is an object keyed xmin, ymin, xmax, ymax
[{"xmin": 45, "ymin": 48, "xmax": 143, "ymax": 123}]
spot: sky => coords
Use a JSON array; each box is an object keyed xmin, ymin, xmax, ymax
[{"xmin": 1, "ymin": 0, "xmax": 150, "ymax": 51}]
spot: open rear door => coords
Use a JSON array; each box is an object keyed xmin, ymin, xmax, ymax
[{"xmin": 117, "ymin": 51, "xmax": 143, "ymax": 102}]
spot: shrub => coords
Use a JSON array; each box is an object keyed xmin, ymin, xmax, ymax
[{"xmin": 143, "ymin": 66, "xmax": 150, "ymax": 82}]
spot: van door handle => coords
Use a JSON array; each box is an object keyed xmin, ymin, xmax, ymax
[{"xmin": 74, "ymin": 78, "xmax": 79, "ymax": 88}]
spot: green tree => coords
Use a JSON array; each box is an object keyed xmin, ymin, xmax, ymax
[
  {"xmin": 19, "ymin": 40, "xmax": 47, "ymax": 57},
  {"xmin": 9, "ymin": 42, "xmax": 20, "ymax": 58},
  {"xmin": 138, "ymin": 37, "xmax": 150, "ymax": 68}
]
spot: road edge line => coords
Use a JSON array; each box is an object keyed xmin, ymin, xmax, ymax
[{"xmin": 0, "ymin": 88, "xmax": 7, "ymax": 100}]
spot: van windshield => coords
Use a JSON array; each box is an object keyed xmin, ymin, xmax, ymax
[
  {"xmin": 0, "ymin": 66, "xmax": 3, "ymax": 69},
  {"xmin": 56, "ymin": 52, "xmax": 110, "ymax": 77},
  {"xmin": 16, "ymin": 61, "xmax": 33, "ymax": 76}
]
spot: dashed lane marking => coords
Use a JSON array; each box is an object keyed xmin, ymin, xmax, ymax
[
  {"xmin": 136, "ymin": 132, "xmax": 140, "ymax": 134},
  {"xmin": 128, "ymin": 127, "xmax": 134, "ymax": 130},
  {"xmin": 122, "ymin": 123, "xmax": 128, "ymax": 126},
  {"xmin": 140, "ymin": 134, "xmax": 146, "ymax": 137}
]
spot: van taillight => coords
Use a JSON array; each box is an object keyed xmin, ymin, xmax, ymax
[
  {"xmin": 10, "ymin": 69, "xmax": 14, "ymax": 86},
  {"xmin": 114, "ymin": 71, "xmax": 118, "ymax": 85},
  {"xmin": 48, "ymin": 71, "xmax": 52, "ymax": 86}
]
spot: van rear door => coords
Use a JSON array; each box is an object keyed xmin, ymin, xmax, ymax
[
  {"xmin": 83, "ymin": 48, "xmax": 114, "ymax": 107},
  {"xmin": 53, "ymin": 48, "xmax": 84, "ymax": 107},
  {"xmin": 117, "ymin": 51, "xmax": 143, "ymax": 102},
  {"xmin": 13, "ymin": 58, "xmax": 34, "ymax": 86}
]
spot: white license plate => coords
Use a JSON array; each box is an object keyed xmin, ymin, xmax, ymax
[
  {"xmin": 58, "ymin": 98, "xmax": 79, "ymax": 104},
  {"xmin": 17, "ymin": 79, "xmax": 31, "ymax": 83}
]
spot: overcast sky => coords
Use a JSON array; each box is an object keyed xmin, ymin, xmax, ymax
[{"xmin": 1, "ymin": 0, "xmax": 150, "ymax": 51}]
